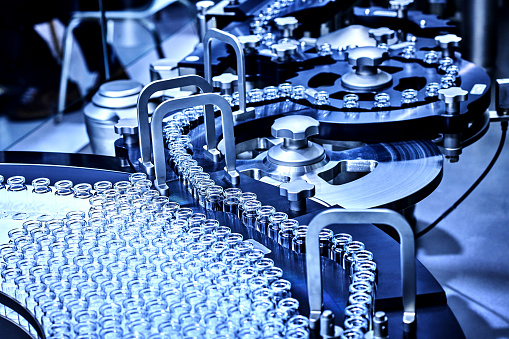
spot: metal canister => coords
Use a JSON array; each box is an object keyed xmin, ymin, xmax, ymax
[{"xmin": 83, "ymin": 80, "xmax": 143, "ymax": 156}]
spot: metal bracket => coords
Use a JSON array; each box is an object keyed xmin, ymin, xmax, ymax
[
  {"xmin": 136, "ymin": 75, "xmax": 214, "ymax": 175},
  {"xmin": 306, "ymin": 208, "xmax": 416, "ymax": 334},
  {"xmin": 204, "ymin": 28, "xmax": 255, "ymax": 122},
  {"xmin": 150, "ymin": 93, "xmax": 239, "ymax": 195}
]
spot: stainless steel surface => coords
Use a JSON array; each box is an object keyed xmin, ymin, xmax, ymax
[
  {"xmin": 463, "ymin": 0, "xmax": 497, "ymax": 69},
  {"xmin": 83, "ymin": 80, "xmax": 143, "ymax": 156},
  {"xmin": 151, "ymin": 93, "xmax": 238, "ymax": 195},
  {"xmin": 136, "ymin": 75, "xmax": 214, "ymax": 175},
  {"xmin": 204, "ymin": 29, "xmax": 253, "ymax": 121},
  {"xmin": 306, "ymin": 208, "xmax": 416, "ymax": 333},
  {"xmin": 236, "ymin": 139, "xmax": 443, "ymax": 210}
]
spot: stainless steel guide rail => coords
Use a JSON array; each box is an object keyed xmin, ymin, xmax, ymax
[
  {"xmin": 306, "ymin": 208, "xmax": 416, "ymax": 334},
  {"xmin": 136, "ymin": 75, "xmax": 214, "ymax": 175},
  {"xmin": 150, "ymin": 92, "xmax": 240, "ymax": 195}
]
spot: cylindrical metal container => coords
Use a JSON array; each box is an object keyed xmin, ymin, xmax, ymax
[{"xmin": 84, "ymin": 80, "xmax": 143, "ymax": 156}]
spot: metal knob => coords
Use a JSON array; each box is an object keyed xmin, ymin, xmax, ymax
[
  {"xmin": 271, "ymin": 115, "xmax": 319, "ymax": 145},
  {"xmin": 369, "ymin": 27, "xmax": 395, "ymax": 46},
  {"xmin": 373, "ymin": 311, "xmax": 389, "ymax": 339},
  {"xmin": 271, "ymin": 42, "xmax": 297, "ymax": 61},
  {"xmin": 435, "ymin": 34, "xmax": 462, "ymax": 59},
  {"xmin": 115, "ymin": 118, "xmax": 139, "ymax": 145},
  {"xmin": 279, "ymin": 179, "xmax": 315, "ymax": 212},
  {"xmin": 274, "ymin": 16, "xmax": 299, "ymax": 38},
  {"xmin": 212, "ymin": 73, "xmax": 238, "ymax": 95},
  {"xmin": 438, "ymin": 86, "xmax": 468, "ymax": 114},
  {"xmin": 389, "ymin": 0, "xmax": 413, "ymax": 18},
  {"xmin": 342, "ymin": 47, "xmax": 392, "ymax": 90},
  {"xmin": 318, "ymin": 310, "xmax": 343, "ymax": 339},
  {"xmin": 196, "ymin": 0, "xmax": 214, "ymax": 13},
  {"xmin": 238, "ymin": 35, "xmax": 262, "ymax": 51},
  {"xmin": 346, "ymin": 46, "xmax": 388, "ymax": 70}
]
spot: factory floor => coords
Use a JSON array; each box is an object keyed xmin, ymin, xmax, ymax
[{"xmin": 0, "ymin": 2, "xmax": 508, "ymax": 338}]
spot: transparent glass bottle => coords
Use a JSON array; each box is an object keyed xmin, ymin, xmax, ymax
[
  {"xmin": 241, "ymin": 200, "xmax": 262, "ymax": 228},
  {"xmin": 31, "ymin": 178, "xmax": 53, "ymax": 218},
  {"xmin": 7, "ymin": 176, "xmax": 28, "ymax": 218},
  {"xmin": 255, "ymin": 206, "xmax": 276, "ymax": 234}
]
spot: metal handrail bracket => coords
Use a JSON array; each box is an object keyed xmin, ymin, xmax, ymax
[
  {"xmin": 150, "ymin": 93, "xmax": 239, "ymax": 195},
  {"xmin": 136, "ymin": 75, "xmax": 215, "ymax": 175},
  {"xmin": 204, "ymin": 28, "xmax": 255, "ymax": 122},
  {"xmin": 306, "ymin": 208, "xmax": 416, "ymax": 334}
]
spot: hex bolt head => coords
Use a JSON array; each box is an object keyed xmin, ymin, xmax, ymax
[
  {"xmin": 438, "ymin": 87, "xmax": 468, "ymax": 114},
  {"xmin": 279, "ymin": 179, "xmax": 315, "ymax": 211},
  {"xmin": 369, "ymin": 27, "xmax": 395, "ymax": 45},
  {"xmin": 271, "ymin": 115, "xmax": 320, "ymax": 140}
]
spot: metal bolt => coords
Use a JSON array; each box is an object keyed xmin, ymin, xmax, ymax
[
  {"xmin": 271, "ymin": 42, "xmax": 297, "ymax": 61},
  {"xmin": 390, "ymin": 0, "xmax": 414, "ymax": 18}
]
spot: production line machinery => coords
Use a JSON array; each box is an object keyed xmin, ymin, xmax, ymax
[{"xmin": 1, "ymin": 0, "xmax": 508, "ymax": 338}]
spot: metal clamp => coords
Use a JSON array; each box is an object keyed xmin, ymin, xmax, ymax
[
  {"xmin": 204, "ymin": 28, "xmax": 255, "ymax": 122},
  {"xmin": 306, "ymin": 208, "xmax": 416, "ymax": 334},
  {"xmin": 137, "ymin": 75, "xmax": 214, "ymax": 175},
  {"xmin": 150, "ymin": 93, "xmax": 239, "ymax": 195}
]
